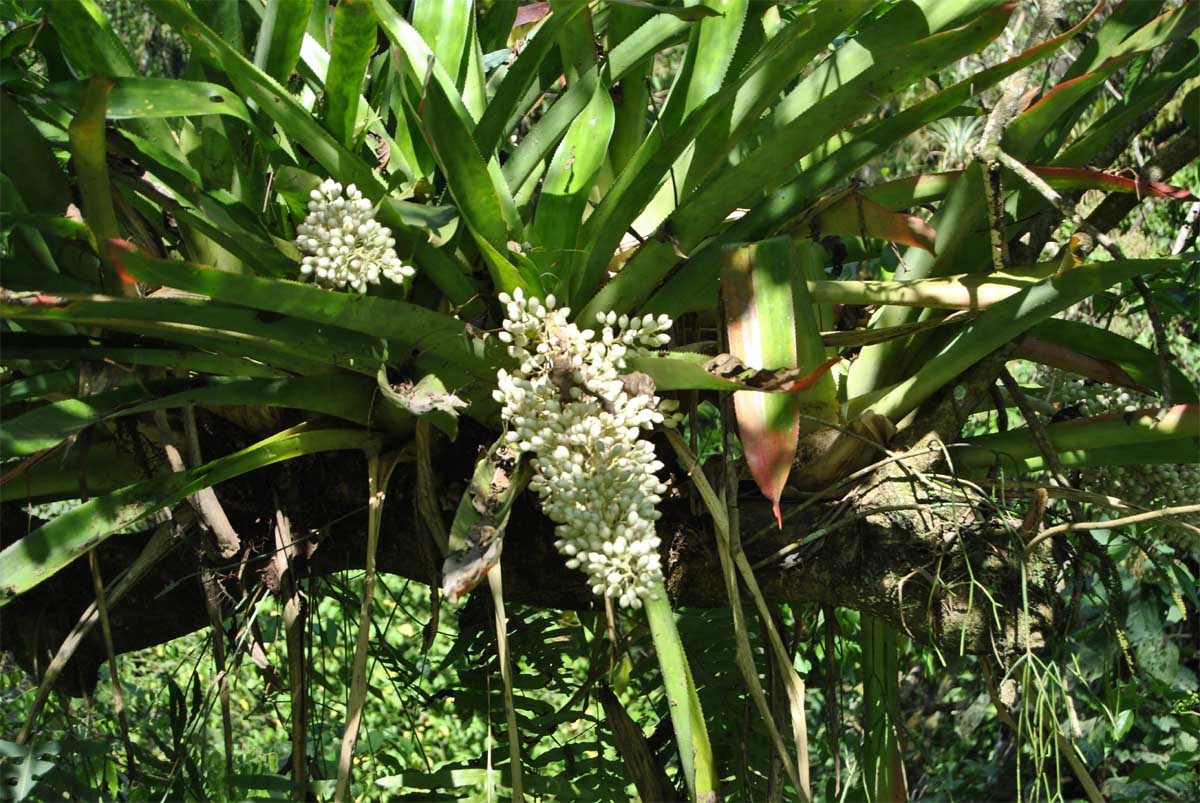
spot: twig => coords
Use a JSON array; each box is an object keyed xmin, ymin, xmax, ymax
[
  {"xmin": 976, "ymin": 1, "xmax": 1061, "ymax": 154},
  {"xmin": 992, "ymin": 149, "xmax": 1175, "ymax": 411},
  {"xmin": 667, "ymin": 429, "xmax": 809, "ymax": 802},
  {"xmin": 154, "ymin": 409, "xmax": 241, "ymax": 558},
  {"xmin": 17, "ymin": 518, "xmax": 180, "ymax": 744},
  {"xmin": 822, "ymin": 604, "xmax": 842, "ymax": 798},
  {"xmin": 176, "ymin": 406, "xmax": 236, "ymax": 773},
  {"xmin": 750, "ymin": 502, "xmax": 975, "ymax": 572},
  {"xmin": 335, "ymin": 449, "xmax": 401, "ymax": 803},
  {"xmin": 199, "ymin": 569, "xmax": 234, "ymax": 776},
  {"xmin": 961, "ymin": 478, "xmax": 1200, "ymax": 538},
  {"xmin": 741, "ymin": 446, "xmax": 945, "ymax": 550},
  {"xmin": 998, "ymin": 371, "xmax": 1070, "ymax": 488},
  {"xmin": 487, "ymin": 564, "xmax": 524, "ymax": 802},
  {"xmin": 1025, "ymin": 504, "xmax": 1200, "ymax": 555},
  {"xmin": 273, "ymin": 507, "xmax": 308, "ymax": 802},
  {"xmin": 87, "ymin": 550, "xmax": 136, "ymax": 777},
  {"xmin": 1084, "ymin": 130, "xmax": 1199, "ymax": 238}
]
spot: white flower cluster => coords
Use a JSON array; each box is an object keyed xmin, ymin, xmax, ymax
[
  {"xmin": 295, "ymin": 179, "xmax": 414, "ymax": 292},
  {"xmin": 492, "ymin": 289, "xmax": 680, "ymax": 608}
]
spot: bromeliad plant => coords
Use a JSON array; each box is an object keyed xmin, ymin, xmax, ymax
[{"xmin": 1, "ymin": 0, "xmax": 1198, "ymax": 800}]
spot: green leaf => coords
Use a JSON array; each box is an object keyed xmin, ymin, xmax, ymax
[
  {"xmin": 1, "ymin": 290, "xmax": 385, "ymax": 377},
  {"xmin": 572, "ymin": 12, "xmax": 822, "ymax": 308},
  {"xmin": 0, "ymin": 440, "xmax": 147, "ymax": 503},
  {"xmin": 1002, "ymin": 54, "xmax": 1136, "ymax": 161},
  {"xmin": 628, "ymin": 348, "xmax": 839, "ymax": 393},
  {"xmin": 866, "ymin": 260, "xmax": 1179, "ymax": 422},
  {"xmin": 1026, "ymin": 319, "xmax": 1198, "ymax": 403},
  {"xmin": 67, "ymin": 77, "xmax": 128, "ymax": 296},
  {"xmin": 411, "ymin": 0, "xmax": 473, "ymax": 100},
  {"xmin": 605, "ymin": 2, "xmax": 655, "ymax": 178},
  {"xmin": 500, "ymin": 12, "xmax": 691, "ymax": 194},
  {"xmin": 650, "ymin": 0, "xmax": 748, "ymax": 197},
  {"xmin": 848, "ymin": 164, "xmax": 989, "ymax": 397},
  {"xmin": 0, "ymin": 370, "xmax": 77, "ymax": 406},
  {"xmin": 325, "ymin": 0, "xmax": 378, "ymax": 147},
  {"xmin": 44, "ymin": 0, "xmax": 176, "ymax": 148},
  {"xmin": 672, "ymin": 4, "xmax": 1013, "ymax": 253},
  {"xmin": 686, "ymin": 4, "xmax": 868, "ymax": 193},
  {"xmin": 150, "ymin": 0, "xmax": 384, "ymax": 196},
  {"xmin": 1034, "ymin": 3, "xmax": 1196, "ymax": 164},
  {"xmin": 0, "ymin": 333, "xmax": 287, "ymax": 378},
  {"xmin": 107, "ymin": 244, "xmax": 497, "ymax": 388},
  {"xmin": 253, "ymin": 0, "xmax": 310, "ymax": 84},
  {"xmin": 415, "ymin": 74, "xmax": 509, "ymax": 247},
  {"xmin": 953, "ymin": 405, "xmax": 1199, "ymax": 472},
  {"xmin": 531, "ymin": 79, "xmax": 615, "ymax": 292},
  {"xmin": 0, "ymin": 425, "xmax": 378, "ymax": 605},
  {"xmin": 806, "ymin": 270, "xmax": 1046, "ymax": 310},
  {"xmin": 1053, "ymin": 28, "xmax": 1200, "ymax": 168},
  {"xmin": 44, "ymin": 78, "xmax": 255, "ymax": 124},
  {"xmin": 642, "ymin": 585, "xmax": 717, "ymax": 802},
  {"xmin": 632, "ymin": 6, "xmax": 1100, "ymax": 319},
  {"xmin": 604, "ymin": 0, "xmax": 720, "ymax": 21},
  {"xmin": 0, "ymin": 375, "xmax": 406, "ymax": 458},
  {"xmin": 0, "ymin": 93, "xmax": 72, "ymax": 217},
  {"xmin": 473, "ymin": 2, "xmax": 590, "ymax": 157}
]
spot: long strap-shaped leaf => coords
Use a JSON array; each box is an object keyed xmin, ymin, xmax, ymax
[
  {"xmin": 67, "ymin": 77, "xmax": 132, "ymax": 297},
  {"xmin": 723, "ymin": 238, "xmax": 837, "ymax": 525},
  {"xmin": 571, "ymin": 12, "xmax": 822, "ymax": 308},
  {"xmin": 472, "ymin": 2, "xmax": 590, "ymax": 156},
  {"xmin": 666, "ymin": 428, "xmax": 815, "ymax": 801},
  {"xmin": 0, "ymin": 425, "xmax": 377, "ymax": 605},
  {"xmin": 1025, "ymin": 319, "xmax": 1198, "ymax": 403},
  {"xmin": 148, "ymin": 0, "xmax": 383, "ymax": 202},
  {"xmin": 614, "ymin": 3, "xmax": 1101, "ymax": 320},
  {"xmin": 109, "ymin": 244, "xmax": 496, "ymax": 384},
  {"xmin": 335, "ymin": 448, "xmax": 401, "ymax": 803},
  {"xmin": 254, "ymin": 0, "xmax": 310, "ymax": 84},
  {"xmin": 44, "ymin": 0, "xmax": 177, "ymax": 150},
  {"xmin": 672, "ymin": 4, "xmax": 1013, "ymax": 253},
  {"xmin": 865, "ymin": 259, "xmax": 1178, "ymax": 422},
  {"xmin": 325, "ymin": 0, "xmax": 378, "ymax": 148},
  {"xmin": 641, "ymin": 584, "xmax": 718, "ymax": 803},
  {"xmin": 0, "ymin": 375, "xmax": 408, "ymax": 458},
  {"xmin": 954, "ymin": 404, "xmax": 1199, "ymax": 471},
  {"xmin": 1, "ymin": 333, "xmax": 288, "ymax": 378},
  {"xmin": 500, "ymin": 12, "xmax": 692, "ymax": 196},
  {"xmin": 372, "ymin": 0, "xmax": 527, "ymax": 289},
  {"xmin": 1, "ymin": 441, "xmax": 148, "ymax": 504},
  {"xmin": 44, "ymin": 79, "xmax": 256, "ymax": 125},
  {"xmin": 1, "ymin": 290, "xmax": 387, "ymax": 378},
  {"xmin": 666, "ymin": 429, "xmax": 807, "ymax": 799}
]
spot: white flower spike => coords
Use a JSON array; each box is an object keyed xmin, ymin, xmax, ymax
[
  {"xmin": 493, "ymin": 293, "xmax": 682, "ymax": 607},
  {"xmin": 295, "ymin": 179, "xmax": 415, "ymax": 292}
]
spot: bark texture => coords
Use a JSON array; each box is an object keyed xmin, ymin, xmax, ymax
[{"xmin": 2, "ymin": 349, "xmax": 1058, "ymax": 695}]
